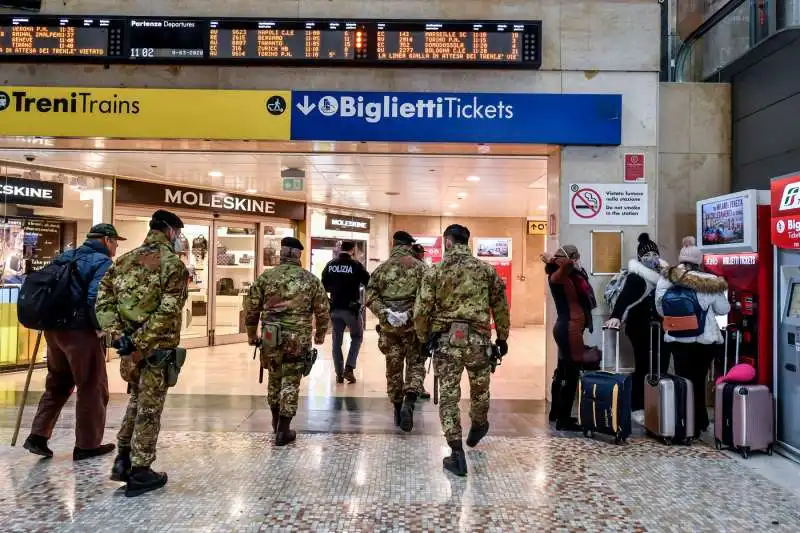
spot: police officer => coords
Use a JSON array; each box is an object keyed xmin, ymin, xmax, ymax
[
  {"xmin": 414, "ymin": 224, "xmax": 510, "ymax": 477},
  {"xmin": 321, "ymin": 241, "xmax": 370, "ymax": 384},
  {"xmin": 244, "ymin": 237, "xmax": 330, "ymax": 446},
  {"xmin": 96, "ymin": 209, "xmax": 189, "ymax": 497},
  {"xmin": 366, "ymin": 231, "xmax": 427, "ymax": 431}
]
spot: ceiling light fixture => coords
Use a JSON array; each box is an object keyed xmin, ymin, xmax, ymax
[
  {"xmin": 443, "ymin": 212, "xmax": 453, "ymax": 216},
  {"xmin": 466, "ymin": 176, "xmax": 480, "ymax": 182},
  {"xmin": 338, "ymin": 173, "xmax": 351, "ymax": 180},
  {"xmin": 359, "ymin": 202, "xmax": 369, "ymax": 207},
  {"xmin": 538, "ymin": 204, "xmax": 547, "ymax": 210},
  {"xmin": 209, "ymin": 170, "xmax": 223, "ymax": 177},
  {"xmin": 449, "ymin": 203, "xmax": 459, "ymax": 208},
  {"xmin": 246, "ymin": 188, "xmax": 257, "ymax": 194},
  {"xmin": 456, "ymin": 192, "xmax": 467, "ymax": 199},
  {"xmin": 104, "ymin": 186, "xmax": 113, "ymax": 191}
]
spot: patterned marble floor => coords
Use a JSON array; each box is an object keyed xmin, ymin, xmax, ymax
[{"xmin": 2, "ymin": 425, "xmax": 800, "ymax": 532}]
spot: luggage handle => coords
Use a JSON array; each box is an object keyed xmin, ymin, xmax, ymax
[
  {"xmin": 722, "ymin": 327, "xmax": 741, "ymax": 377},
  {"xmin": 601, "ymin": 326, "xmax": 621, "ymax": 374},
  {"xmin": 649, "ymin": 321, "xmax": 663, "ymax": 379}
]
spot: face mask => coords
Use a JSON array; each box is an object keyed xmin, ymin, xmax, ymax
[
  {"xmin": 641, "ymin": 256, "xmax": 660, "ymax": 270},
  {"xmin": 573, "ymin": 260, "xmax": 583, "ymax": 271},
  {"xmin": 166, "ymin": 224, "xmax": 184, "ymax": 253}
]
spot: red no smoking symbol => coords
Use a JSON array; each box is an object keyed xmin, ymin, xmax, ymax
[{"xmin": 571, "ymin": 187, "xmax": 602, "ymax": 219}]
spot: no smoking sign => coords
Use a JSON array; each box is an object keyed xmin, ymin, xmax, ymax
[{"xmin": 570, "ymin": 185, "xmax": 602, "ymax": 219}]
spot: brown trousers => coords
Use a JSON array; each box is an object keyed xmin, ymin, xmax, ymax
[{"xmin": 30, "ymin": 330, "xmax": 110, "ymax": 449}]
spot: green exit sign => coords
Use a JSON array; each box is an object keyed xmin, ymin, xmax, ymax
[{"xmin": 282, "ymin": 178, "xmax": 304, "ymax": 192}]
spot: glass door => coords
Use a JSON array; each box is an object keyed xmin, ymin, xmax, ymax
[
  {"xmin": 181, "ymin": 222, "xmax": 212, "ymax": 349},
  {"xmin": 211, "ymin": 222, "xmax": 257, "ymax": 345}
]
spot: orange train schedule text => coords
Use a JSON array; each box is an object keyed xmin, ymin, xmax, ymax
[
  {"xmin": 0, "ymin": 26, "xmax": 106, "ymax": 56},
  {"xmin": 377, "ymin": 30, "xmax": 521, "ymax": 62}
]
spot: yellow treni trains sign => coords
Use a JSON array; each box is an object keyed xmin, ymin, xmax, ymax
[{"xmin": 0, "ymin": 87, "xmax": 291, "ymax": 141}]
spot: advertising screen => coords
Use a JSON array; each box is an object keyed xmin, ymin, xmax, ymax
[
  {"xmin": 696, "ymin": 190, "xmax": 761, "ymax": 253},
  {"xmin": 788, "ymin": 283, "xmax": 800, "ymax": 318}
]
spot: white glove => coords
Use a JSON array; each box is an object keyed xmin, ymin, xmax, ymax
[{"xmin": 386, "ymin": 310, "xmax": 409, "ymax": 327}]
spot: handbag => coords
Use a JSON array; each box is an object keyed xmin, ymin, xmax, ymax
[{"xmin": 573, "ymin": 345, "xmax": 602, "ymax": 370}]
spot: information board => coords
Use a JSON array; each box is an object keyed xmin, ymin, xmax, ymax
[{"xmin": 0, "ymin": 16, "xmax": 541, "ymax": 69}]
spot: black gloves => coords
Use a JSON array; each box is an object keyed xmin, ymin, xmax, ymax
[
  {"xmin": 113, "ymin": 335, "xmax": 135, "ymax": 356},
  {"xmin": 495, "ymin": 339, "xmax": 508, "ymax": 357}
]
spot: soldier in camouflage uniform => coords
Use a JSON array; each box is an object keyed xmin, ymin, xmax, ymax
[
  {"xmin": 366, "ymin": 231, "xmax": 427, "ymax": 432},
  {"xmin": 414, "ymin": 224, "xmax": 510, "ymax": 477},
  {"xmin": 411, "ymin": 243, "xmax": 432, "ymax": 401},
  {"xmin": 244, "ymin": 237, "xmax": 329, "ymax": 446},
  {"xmin": 95, "ymin": 210, "xmax": 189, "ymax": 497}
]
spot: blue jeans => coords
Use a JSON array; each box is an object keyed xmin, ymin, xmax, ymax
[{"xmin": 331, "ymin": 309, "xmax": 363, "ymax": 376}]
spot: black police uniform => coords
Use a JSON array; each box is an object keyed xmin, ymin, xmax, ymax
[{"xmin": 321, "ymin": 252, "xmax": 370, "ymax": 381}]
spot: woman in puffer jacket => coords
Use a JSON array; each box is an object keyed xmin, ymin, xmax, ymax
[{"xmin": 655, "ymin": 237, "xmax": 730, "ymax": 437}]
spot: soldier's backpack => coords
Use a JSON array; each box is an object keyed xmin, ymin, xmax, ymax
[
  {"xmin": 603, "ymin": 270, "xmax": 630, "ymax": 312},
  {"xmin": 17, "ymin": 254, "xmax": 82, "ymax": 330}
]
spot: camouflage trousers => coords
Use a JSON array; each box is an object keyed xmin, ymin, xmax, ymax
[
  {"xmin": 117, "ymin": 358, "xmax": 169, "ymax": 468},
  {"xmin": 267, "ymin": 361, "xmax": 305, "ymax": 418},
  {"xmin": 434, "ymin": 341, "xmax": 492, "ymax": 442},
  {"xmin": 378, "ymin": 330, "xmax": 425, "ymax": 404}
]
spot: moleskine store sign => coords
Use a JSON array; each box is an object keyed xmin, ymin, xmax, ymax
[
  {"xmin": 115, "ymin": 179, "xmax": 305, "ymax": 220},
  {"xmin": 324, "ymin": 213, "xmax": 371, "ymax": 233},
  {"xmin": 1, "ymin": 176, "xmax": 64, "ymax": 208}
]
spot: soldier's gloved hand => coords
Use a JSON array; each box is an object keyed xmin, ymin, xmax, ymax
[
  {"xmin": 495, "ymin": 339, "xmax": 509, "ymax": 357},
  {"xmin": 112, "ymin": 335, "xmax": 135, "ymax": 356},
  {"xmin": 248, "ymin": 336, "xmax": 261, "ymax": 347}
]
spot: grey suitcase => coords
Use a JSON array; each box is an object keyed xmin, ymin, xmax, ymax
[
  {"xmin": 713, "ymin": 330, "xmax": 775, "ymax": 458},
  {"xmin": 643, "ymin": 323, "xmax": 695, "ymax": 445}
]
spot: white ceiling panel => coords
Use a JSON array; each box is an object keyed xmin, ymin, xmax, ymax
[{"xmin": 0, "ymin": 150, "xmax": 548, "ymax": 217}]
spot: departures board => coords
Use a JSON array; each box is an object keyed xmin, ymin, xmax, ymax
[{"xmin": 0, "ymin": 16, "xmax": 541, "ymax": 69}]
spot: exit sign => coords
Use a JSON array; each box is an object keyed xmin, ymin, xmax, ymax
[{"xmin": 282, "ymin": 178, "xmax": 304, "ymax": 192}]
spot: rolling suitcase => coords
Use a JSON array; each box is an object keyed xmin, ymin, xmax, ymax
[
  {"xmin": 713, "ymin": 330, "xmax": 775, "ymax": 458},
  {"xmin": 578, "ymin": 327, "xmax": 632, "ymax": 445},
  {"xmin": 644, "ymin": 322, "xmax": 695, "ymax": 445}
]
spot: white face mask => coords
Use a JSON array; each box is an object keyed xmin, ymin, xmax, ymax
[{"xmin": 166, "ymin": 224, "xmax": 184, "ymax": 253}]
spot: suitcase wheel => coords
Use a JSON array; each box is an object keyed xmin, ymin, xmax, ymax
[
  {"xmin": 741, "ymin": 447, "xmax": 751, "ymax": 460},
  {"xmin": 583, "ymin": 430, "xmax": 594, "ymax": 439},
  {"xmin": 663, "ymin": 437, "xmax": 672, "ymax": 446},
  {"xmin": 714, "ymin": 439, "xmax": 722, "ymax": 451},
  {"xmin": 767, "ymin": 445, "xmax": 774, "ymax": 456},
  {"xmin": 614, "ymin": 435, "xmax": 626, "ymax": 445}
]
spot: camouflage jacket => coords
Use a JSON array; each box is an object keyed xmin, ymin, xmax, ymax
[
  {"xmin": 96, "ymin": 229, "xmax": 189, "ymax": 354},
  {"xmin": 366, "ymin": 245, "xmax": 426, "ymax": 336},
  {"xmin": 414, "ymin": 243, "xmax": 510, "ymax": 343},
  {"xmin": 243, "ymin": 258, "xmax": 330, "ymax": 354}
]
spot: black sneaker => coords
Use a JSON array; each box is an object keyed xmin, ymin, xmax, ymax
[
  {"xmin": 336, "ymin": 375, "xmax": 344, "ymax": 384},
  {"xmin": 23, "ymin": 435, "xmax": 53, "ymax": 459},
  {"xmin": 443, "ymin": 450, "xmax": 468, "ymax": 477},
  {"xmin": 275, "ymin": 416, "xmax": 297, "ymax": 446},
  {"xmin": 73, "ymin": 443, "xmax": 116, "ymax": 461},
  {"xmin": 125, "ymin": 467, "xmax": 168, "ymax": 498},
  {"xmin": 343, "ymin": 367, "xmax": 357, "ymax": 384},
  {"xmin": 110, "ymin": 447, "xmax": 132, "ymax": 482},
  {"xmin": 466, "ymin": 422, "xmax": 490, "ymax": 448},
  {"xmin": 556, "ymin": 418, "xmax": 582, "ymax": 432}
]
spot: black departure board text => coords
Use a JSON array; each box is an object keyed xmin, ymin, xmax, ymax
[
  {"xmin": 127, "ymin": 18, "xmax": 205, "ymax": 60},
  {"xmin": 0, "ymin": 17, "xmax": 122, "ymax": 58},
  {"xmin": 376, "ymin": 22, "xmax": 537, "ymax": 65},
  {"xmin": 0, "ymin": 16, "xmax": 542, "ymax": 69},
  {"xmin": 209, "ymin": 20, "xmax": 366, "ymax": 62}
]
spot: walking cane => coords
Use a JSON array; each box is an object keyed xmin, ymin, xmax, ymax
[{"xmin": 11, "ymin": 330, "xmax": 42, "ymax": 446}]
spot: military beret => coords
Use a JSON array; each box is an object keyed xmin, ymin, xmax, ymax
[
  {"xmin": 393, "ymin": 231, "xmax": 416, "ymax": 245},
  {"xmin": 281, "ymin": 236, "xmax": 304, "ymax": 251},
  {"xmin": 151, "ymin": 209, "xmax": 184, "ymax": 229}
]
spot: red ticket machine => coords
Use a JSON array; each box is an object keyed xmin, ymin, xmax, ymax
[{"xmin": 697, "ymin": 190, "xmax": 772, "ymax": 388}]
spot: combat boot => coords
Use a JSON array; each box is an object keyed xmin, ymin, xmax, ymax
[
  {"xmin": 270, "ymin": 404, "xmax": 280, "ymax": 433},
  {"xmin": 275, "ymin": 416, "xmax": 297, "ymax": 446},
  {"xmin": 443, "ymin": 440, "xmax": 468, "ymax": 477},
  {"xmin": 399, "ymin": 392, "xmax": 417, "ymax": 433},
  {"xmin": 23, "ymin": 434, "xmax": 53, "ymax": 458},
  {"xmin": 393, "ymin": 402, "xmax": 403, "ymax": 427},
  {"xmin": 466, "ymin": 421, "xmax": 490, "ymax": 448},
  {"xmin": 125, "ymin": 466, "xmax": 168, "ymax": 497},
  {"xmin": 110, "ymin": 446, "xmax": 132, "ymax": 482}
]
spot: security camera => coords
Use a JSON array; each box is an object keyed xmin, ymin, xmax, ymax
[{"xmin": 24, "ymin": 154, "xmax": 36, "ymax": 162}]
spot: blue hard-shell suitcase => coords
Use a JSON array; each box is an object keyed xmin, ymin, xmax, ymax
[{"xmin": 578, "ymin": 327, "xmax": 632, "ymax": 444}]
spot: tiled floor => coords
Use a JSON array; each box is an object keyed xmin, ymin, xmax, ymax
[
  {"xmin": 0, "ymin": 327, "xmax": 548, "ymax": 400},
  {"xmin": 3, "ymin": 325, "xmax": 800, "ymax": 531}
]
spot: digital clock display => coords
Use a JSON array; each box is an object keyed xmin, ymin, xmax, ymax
[{"xmin": 126, "ymin": 18, "xmax": 205, "ymax": 60}]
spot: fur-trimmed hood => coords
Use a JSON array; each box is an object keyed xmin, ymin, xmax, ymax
[
  {"xmin": 627, "ymin": 258, "xmax": 665, "ymax": 288},
  {"xmin": 663, "ymin": 264, "xmax": 728, "ymax": 294}
]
